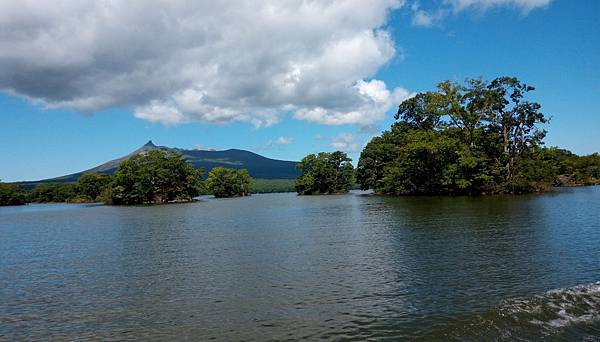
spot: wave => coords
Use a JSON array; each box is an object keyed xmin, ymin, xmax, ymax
[{"xmin": 419, "ymin": 282, "xmax": 600, "ymax": 341}]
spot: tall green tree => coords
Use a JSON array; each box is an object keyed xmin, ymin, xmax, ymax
[
  {"xmin": 206, "ymin": 167, "xmax": 253, "ymax": 198},
  {"xmin": 295, "ymin": 151, "xmax": 355, "ymax": 195},
  {"xmin": 486, "ymin": 77, "xmax": 548, "ymax": 185},
  {"xmin": 76, "ymin": 173, "xmax": 112, "ymax": 201}
]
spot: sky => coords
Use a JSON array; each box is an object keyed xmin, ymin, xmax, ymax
[{"xmin": 0, "ymin": 0, "xmax": 598, "ymax": 182}]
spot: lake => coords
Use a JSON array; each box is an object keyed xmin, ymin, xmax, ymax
[{"xmin": 1, "ymin": 187, "xmax": 599, "ymax": 340}]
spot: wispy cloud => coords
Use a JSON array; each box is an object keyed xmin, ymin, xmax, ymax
[
  {"xmin": 446, "ymin": 0, "xmax": 551, "ymax": 14},
  {"xmin": 330, "ymin": 133, "xmax": 360, "ymax": 153},
  {"xmin": 411, "ymin": 2, "xmax": 448, "ymax": 27},
  {"xmin": 409, "ymin": 0, "xmax": 551, "ymax": 27},
  {"xmin": 276, "ymin": 137, "xmax": 294, "ymax": 146}
]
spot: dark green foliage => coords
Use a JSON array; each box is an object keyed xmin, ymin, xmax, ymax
[
  {"xmin": 110, "ymin": 149, "xmax": 204, "ymax": 205},
  {"xmin": 251, "ymin": 179, "xmax": 296, "ymax": 193},
  {"xmin": 31, "ymin": 183, "xmax": 77, "ymax": 202},
  {"xmin": 76, "ymin": 173, "xmax": 112, "ymax": 202},
  {"xmin": 295, "ymin": 151, "xmax": 355, "ymax": 195},
  {"xmin": 206, "ymin": 167, "xmax": 253, "ymax": 198},
  {"xmin": 0, "ymin": 181, "xmax": 28, "ymax": 206},
  {"xmin": 358, "ymin": 76, "xmax": 559, "ymax": 195},
  {"xmin": 573, "ymin": 154, "xmax": 600, "ymax": 185},
  {"xmin": 529, "ymin": 148, "xmax": 600, "ymax": 186}
]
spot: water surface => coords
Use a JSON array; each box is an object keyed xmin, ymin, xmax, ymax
[{"xmin": 1, "ymin": 187, "xmax": 599, "ymax": 340}]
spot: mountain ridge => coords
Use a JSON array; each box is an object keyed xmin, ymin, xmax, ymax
[{"xmin": 20, "ymin": 141, "xmax": 300, "ymax": 185}]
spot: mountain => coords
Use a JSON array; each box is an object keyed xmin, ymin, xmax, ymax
[{"xmin": 21, "ymin": 141, "xmax": 300, "ymax": 185}]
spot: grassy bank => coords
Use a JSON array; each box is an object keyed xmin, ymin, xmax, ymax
[{"xmin": 251, "ymin": 179, "xmax": 296, "ymax": 193}]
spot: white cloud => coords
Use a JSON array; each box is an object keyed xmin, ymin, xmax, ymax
[
  {"xmin": 410, "ymin": 2, "xmax": 449, "ymax": 27},
  {"xmin": 410, "ymin": 0, "xmax": 550, "ymax": 26},
  {"xmin": 446, "ymin": 0, "xmax": 551, "ymax": 13},
  {"xmin": 134, "ymin": 101, "xmax": 186, "ymax": 126},
  {"xmin": 0, "ymin": 0, "xmax": 408, "ymax": 127},
  {"xmin": 330, "ymin": 133, "xmax": 360, "ymax": 152},
  {"xmin": 276, "ymin": 137, "xmax": 294, "ymax": 146},
  {"xmin": 412, "ymin": 10, "xmax": 437, "ymax": 27},
  {"xmin": 294, "ymin": 79, "xmax": 412, "ymax": 125}
]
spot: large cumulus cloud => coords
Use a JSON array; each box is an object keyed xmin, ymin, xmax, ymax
[{"xmin": 0, "ymin": 0, "xmax": 411, "ymax": 127}]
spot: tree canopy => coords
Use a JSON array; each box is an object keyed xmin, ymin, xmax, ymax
[
  {"xmin": 295, "ymin": 151, "xmax": 355, "ymax": 195},
  {"xmin": 0, "ymin": 180, "xmax": 28, "ymax": 206},
  {"xmin": 109, "ymin": 149, "xmax": 204, "ymax": 204},
  {"xmin": 76, "ymin": 173, "xmax": 112, "ymax": 202},
  {"xmin": 206, "ymin": 167, "xmax": 253, "ymax": 198},
  {"xmin": 31, "ymin": 183, "xmax": 78, "ymax": 203},
  {"xmin": 356, "ymin": 76, "xmax": 593, "ymax": 195}
]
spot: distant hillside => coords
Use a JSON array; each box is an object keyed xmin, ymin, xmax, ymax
[{"xmin": 21, "ymin": 141, "xmax": 300, "ymax": 186}]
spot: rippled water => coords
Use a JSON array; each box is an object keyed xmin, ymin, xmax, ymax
[{"xmin": 1, "ymin": 187, "xmax": 599, "ymax": 340}]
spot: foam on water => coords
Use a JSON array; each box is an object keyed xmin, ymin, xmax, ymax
[{"xmin": 421, "ymin": 282, "xmax": 600, "ymax": 341}]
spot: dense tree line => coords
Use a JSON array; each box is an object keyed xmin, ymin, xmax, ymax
[
  {"xmin": 0, "ymin": 181, "xmax": 28, "ymax": 206},
  {"xmin": 295, "ymin": 151, "xmax": 355, "ymax": 195},
  {"xmin": 531, "ymin": 148, "xmax": 600, "ymax": 186},
  {"xmin": 357, "ymin": 77, "xmax": 600, "ymax": 195},
  {"xmin": 31, "ymin": 183, "xmax": 78, "ymax": 203},
  {"xmin": 251, "ymin": 179, "xmax": 296, "ymax": 193}
]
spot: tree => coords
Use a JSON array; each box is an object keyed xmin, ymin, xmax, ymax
[
  {"xmin": 206, "ymin": 167, "xmax": 253, "ymax": 198},
  {"xmin": 110, "ymin": 149, "xmax": 204, "ymax": 205},
  {"xmin": 486, "ymin": 77, "xmax": 548, "ymax": 186},
  {"xmin": 295, "ymin": 151, "xmax": 355, "ymax": 195},
  {"xmin": 357, "ymin": 122, "xmax": 410, "ymax": 191},
  {"xmin": 76, "ymin": 173, "xmax": 112, "ymax": 202}
]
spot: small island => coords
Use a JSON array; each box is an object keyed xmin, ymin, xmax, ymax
[
  {"xmin": 108, "ymin": 149, "xmax": 204, "ymax": 205},
  {"xmin": 356, "ymin": 76, "xmax": 600, "ymax": 195},
  {"xmin": 294, "ymin": 151, "xmax": 355, "ymax": 195},
  {"xmin": 206, "ymin": 167, "xmax": 253, "ymax": 198}
]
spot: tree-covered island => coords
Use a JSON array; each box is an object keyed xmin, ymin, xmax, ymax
[
  {"xmin": 108, "ymin": 149, "xmax": 204, "ymax": 205},
  {"xmin": 295, "ymin": 151, "xmax": 355, "ymax": 195},
  {"xmin": 357, "ymin": 76, "xmax": 600, "ymax": 195},
  {"xmin": 206, "ymin": 167, "xmax": 253, "ymax": 198}
]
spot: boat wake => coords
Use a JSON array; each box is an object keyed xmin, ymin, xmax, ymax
[{"xmin": 420, "ymin": 282, "xmax": 600, "ymax": 341}]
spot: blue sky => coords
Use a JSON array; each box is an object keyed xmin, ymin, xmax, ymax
[{"xmin": 0, "ymin": 0, "xmax": 598, "ymax": 182}]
